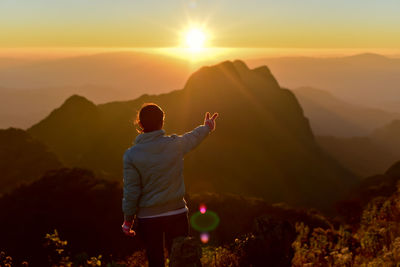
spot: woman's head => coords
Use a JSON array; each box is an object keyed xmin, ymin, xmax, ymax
[{"xmin": 136, "ymin": 103, "xmax": 165, "ymax": 133}]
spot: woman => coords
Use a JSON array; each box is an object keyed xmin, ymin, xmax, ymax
[{"xmin": 121, "ymin": 103, "xmax": 218, "ymax": 267}]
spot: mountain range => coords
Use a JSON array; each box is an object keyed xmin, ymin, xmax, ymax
[
  {"xmin": 372, "ymin": 120, "xmax": 400, "ymax": 153},
  {"xmin": 247, "ymin": 53, "xmax": 400, "ymax": 112},
  {"xmin": 2, "ymin": 52, "xmax": 400, "ymax": 129},
  {"xmin": 0, "ymin": 52, "xmax": 195, "ymax": 128},
  {"xmin": 0, "ymin": 52, "xmax": 194, "ymax": 92},
  {"xmin": 314, "ymin": 118, "xmax": 400, "ymax": 178},
  {"xmin": 316, "ymin": 135, "xmax": 397, "ymax": 177},
  {"xmin": 292, "ymin": 87, "xmax": 400, "ymax": 137},
  {"xmin": 27, "ymin": 60, "xmax": 356, "ymax": 210}
]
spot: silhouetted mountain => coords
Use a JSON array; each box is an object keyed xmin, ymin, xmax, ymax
[
  {"xmin": 0, "ymin": 52, "xmax": 195, "ymax": 128},
  {"xmin": 3, "ymin": 52, "xmax": 400, "ymax": 129},
  {"xmin": 0, "ymin": 128, "xmax": 62, "ymax": 195},
  {"xmin": 247, "ymin": 54, "xmax": 400, "ymax": 112},
  {"xmin": 293, "ymin": 87, "xmax": 400, "ymax": 137},
  {"xmin": 28, "ymin": 60, "xmax": 356, "ymax": 210},
  {"xmin": 316, "ymin": 136, "xmax": 397, "ymax": 177}
]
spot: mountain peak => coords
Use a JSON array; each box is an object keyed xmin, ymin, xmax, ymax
[
  {"xmin": 184, "ymin": 60, "xmax": 279, "ymax": 93},
  {"xmin": 232, "ymin": 60, "xmax": 249, "ymax": 71},
  {"xmin": 53, "ymin": 95, "xmax": 98, "ymax": 119},
  {"xmin": 28, "ymin": 94, "xmax": 98, "ymax": 134},
  {"xmin": 252, "ymin": 65, "xmax": 273, "ymax": 77},
  {"xmin": 63, "ymin": 94, "xmax": 95, "ymax": 108},
  {"xmin": 346, "ymin": 53, "xmax": 388, "ymax": 61},
  {"xmin": 55, "ymin": 94, "xmax": 98, "ymax": 115}
]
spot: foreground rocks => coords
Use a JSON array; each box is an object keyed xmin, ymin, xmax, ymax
[{"xmin": 170, "ymin": 236, "xmax": 202, "ymax": 267}]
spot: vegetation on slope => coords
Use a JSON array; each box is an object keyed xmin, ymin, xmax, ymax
[{"xmin": 0, "ymin": 128, "xmax": 62, "ymax": 195}]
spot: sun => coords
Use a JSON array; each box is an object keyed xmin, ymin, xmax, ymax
[
  {"xmin": 184, "ymin": 28, "xmax": 206, "ymax": 51},
  {"xmin": 168, "ymin": 25, "xmax": 219, "ymax": 61}
]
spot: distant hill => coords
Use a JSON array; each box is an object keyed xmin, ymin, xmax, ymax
[
  {"xmin": 0, "ymin": 52, "xmax": 193, "ymax": 92},
  {"xmin": 314, "ymin": 118, "xmax": 400, "ymax": 178},
  {"xmin": 28, "ymin": 60, "xmax": 356, "ymax": 210},
  {"xmin": 0, "ymin": 58, "xmax": 37, "ymax": 70},
  {"xmin": 247, "ymin": 53, "xmax": 400, "ymax": 112},
  {"xmin": 316, "ymin": 136, "xmax": 397, "ymax": 177},
  {"xmin": 372, "ymin": 120, "xmax": 400, "ymax": 154},
  {"xmin": 0, "ymin": 128, "xmax": 63, "ymax": 195},
  {"xmin": 0, "ymin": 86, "xmax": 73, "ymax": 129},
  {"xmin": 293, "ymin": 87, "xmax": 400, "ymax": 137},
  {"xmin": 0, "ymin": 52, "xmax": 195, "ymax": 128}
]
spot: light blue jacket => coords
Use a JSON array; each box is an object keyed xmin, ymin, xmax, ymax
[{"xmin": 122, "ymin": 125, "xmax": 210, "ymax": 217}]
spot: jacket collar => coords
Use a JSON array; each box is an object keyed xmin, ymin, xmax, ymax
[{"xmin": 134, "ymin": 129, "xmax": 165, "ymax": 144}]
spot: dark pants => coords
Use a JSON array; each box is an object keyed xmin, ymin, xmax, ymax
[{"xmin": 138, "ymin": 212, "xmax": 189, "ymax": 267}]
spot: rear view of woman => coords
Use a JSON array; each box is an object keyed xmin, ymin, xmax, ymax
[{"xmin": 121, "ymin": 103, "xmax": 218, "ymax": 267}]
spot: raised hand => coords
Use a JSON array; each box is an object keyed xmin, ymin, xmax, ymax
[
  {"xmin": 204, "ymin": 112, "xmax": 218, "ymax": 132},
  {"xmin": 122, "ymin": 220, "xmax": 136, "ymax": 237}
]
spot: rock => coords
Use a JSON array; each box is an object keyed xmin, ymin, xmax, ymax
[
  {"xmin": 240, "ymin": 216, "xmax": 296, "ymax": 267},
  {"xmin": 170, "ymin": 236, "xmax": 202, "ymax": 267}
]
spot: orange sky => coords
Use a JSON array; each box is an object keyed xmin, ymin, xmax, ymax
[
  {"xmin": 1, "ymin": 0, "xmax": 400, "ymax": 60},
  {"xmin": 1, "ymin": 0, "xmax": 400, "ymax": 48}
]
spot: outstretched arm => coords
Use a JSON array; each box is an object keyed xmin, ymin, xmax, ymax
[
  {"xmin": 179, "ymin": 112, "xmax": 218, "ymax": 155},
  {"xmin": 121, "ymin": 152, "xmax": 141, "ymax": 237}
]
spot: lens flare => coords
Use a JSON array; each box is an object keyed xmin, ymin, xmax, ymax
[
  {"xmin": 190, "ymin": 210, "xmax": 220, "ymax": 232},
  {"xmin": 200, "ymin": 232, "xmax": 209, "ymax": 244},
  {"xmin": 199, "ymin": 204, "xmax": 207, "ymax": 214}
]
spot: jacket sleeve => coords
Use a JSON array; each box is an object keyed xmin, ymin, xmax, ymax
[
  {"xmin": 122, "ymin": 152, "xmax": 142, "ymax": 216},
  {"xmin": 178, "ymin": 125, "xmax": 210, "ymax": 155}
]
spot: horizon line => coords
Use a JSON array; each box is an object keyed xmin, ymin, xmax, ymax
[{"xmin": 0, "ymin": 46, "xmax": 399, "ymax": 60}]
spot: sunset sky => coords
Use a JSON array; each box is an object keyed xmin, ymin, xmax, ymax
[{"xmin": 1, "ymin": 0, "xmax": 400, "ymax": 49}]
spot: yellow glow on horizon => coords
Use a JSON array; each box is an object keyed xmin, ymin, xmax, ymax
[
  {"xmin": 1, "ymin": 47, "xmax": 399, "ymax": 62},
  {"xmin": 156, "ymin": 47, "xmax": 232, "ymax": 63}
]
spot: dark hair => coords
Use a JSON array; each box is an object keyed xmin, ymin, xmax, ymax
[{"xmin": 135, "ymin": 103, "xmax": 165, "ymax": 133}]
